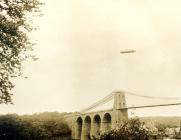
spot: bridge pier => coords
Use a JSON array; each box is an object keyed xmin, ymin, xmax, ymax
[
  {"xmin": 81, "ymin": 116, "xmax": 91, "ymax": 140},
  {"xmin": 75, "ymin": 117, "xmax": 83, "ymax": 139},
  {"xmin": 102, "ymin": 113, "xmax": 112, "ymax": 132},
  {"xmin": 91, "ymin": 115, "xmax": 101, "ymax": 138}
]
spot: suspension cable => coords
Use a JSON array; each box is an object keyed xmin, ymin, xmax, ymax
[
  {"xmin": 120, "ymin": 102, "xmax": 181, "ymax": 110},
  {"xmin": 123, "ymin": 90, "xmax": 181, "ymax": 100},
  {"xmin": 80, "ymin": 92, "xmax": 114, "ymax": 112}
]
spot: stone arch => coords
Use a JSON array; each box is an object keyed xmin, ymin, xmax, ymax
[
  {"xmin": 75, "ymin": 117, "xmax": 83, "ymax": 139},
  {"xmin": 92, "ymin": 114, "xmax": 101, "ymax": 138},
  {"xmin": 102, "ymin": 113, "xmax": 112, "ymax": 132},
  {"xmin": 84, "ymin": 116, "xmax": 91, "ymax": 140}
]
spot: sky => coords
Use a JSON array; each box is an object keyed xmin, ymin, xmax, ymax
[{"xmin": 1, "ymin": 0, "xmax": 181, "ymax": 117}]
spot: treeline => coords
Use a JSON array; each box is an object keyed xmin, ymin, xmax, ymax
[
  {"xmin": 140, "ymin": 116, "xmax": 181, "ymax": 128},
  {"xmin": 0, "ymin": 112, "xmax": 71, "ymax": 140}
]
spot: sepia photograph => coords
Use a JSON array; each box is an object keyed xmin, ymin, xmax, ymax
[{"xmin": 0, "ymin": 0, "xmax": 181, "ymax": 140}]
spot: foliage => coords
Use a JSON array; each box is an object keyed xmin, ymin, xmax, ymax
[
  {"xmin": 155, "ymin": 123, "xmax": 167, "ymax": 132},
  {"xmin": 0, "ymin": 0, "xmax": 43, "ymax": 104},
  {"xmin": 154, "ymin": 123, "xmax": 170, "ymax": 138},
  {"xmin": 0, "ymin": 113, "xmax": 71, "ymax": 140},
  {"xmin": 93, "ymin": 118, "xmax": 156, "ymax": 140}
]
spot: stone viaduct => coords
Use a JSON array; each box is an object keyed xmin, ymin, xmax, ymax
[{"xmin": 65, "ymin": 91, "xmax": 128, "ymax": 140}]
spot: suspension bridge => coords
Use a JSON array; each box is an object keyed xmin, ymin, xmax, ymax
[{"xmin": 64, "ymin": 90, "xmax": 181, "ymax": 140}]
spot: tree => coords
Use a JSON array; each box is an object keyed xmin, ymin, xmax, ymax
[
  {"xmin": 93, "ymin": 118, "xmax": 157, "ymax": 140},
  {"xmin": 0, "ymin": 0, "xmax": 43, "ymax": 104}
]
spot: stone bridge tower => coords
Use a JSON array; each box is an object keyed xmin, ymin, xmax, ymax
[{"xmin": 112, "ymin": 91, "xmax": 128, "ymax": 128}]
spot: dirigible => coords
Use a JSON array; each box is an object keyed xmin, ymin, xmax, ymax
[{"xmin": 120, "ymin": 49, "xmax": 136, "ymax": 54}]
